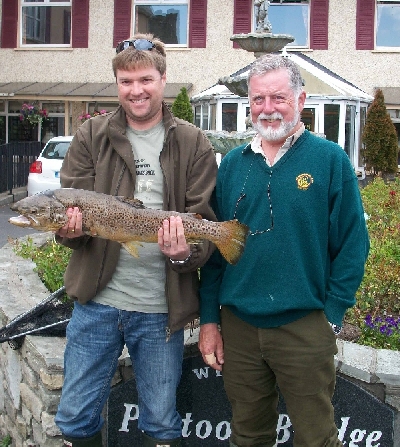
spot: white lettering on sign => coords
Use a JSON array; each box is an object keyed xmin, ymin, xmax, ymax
[
  {"xmin": 338, "ymin": 417, "xmax": 382, "ymax": 446},
  {"xmin": 192, "ymin": 367, "xmax": 211, "ymax": 379},
  {"xmin": 216, "ymin": 421, "xmax": 231, "ymax": 440},
  {"xmin": 119, "ymin": 403, "xmax": 139, "ymax": 432},
  {"xmin": 118, "ymin": 404, "xmax": 384, "ymax": 445},
  {"xmin": 196, "ymin": 420, "xmax": 213, "ymax": 439},
  {"xmin": 276, "ymin": 414, "xmax": 291, "ymax": 444},
  {"xmin": 115, "ymin": 368, "xmax": 385, "ymax": 445},
  {"xmin": 192, "ymin": 367, "xmax": 223, "ymax": 379}
]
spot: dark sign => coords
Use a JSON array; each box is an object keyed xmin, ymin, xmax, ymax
[{"xmin": 107, "ymin": 355, "xmax": 394, "ymax": 446}]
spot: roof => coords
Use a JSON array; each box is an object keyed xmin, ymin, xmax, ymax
[
  {"xmin": 0, "ymin": 82, "xmax": 192, "ymax": 101},
  {"xmin": 191, "ymin": 52, "xmax": 373, "ymax": 102},
  {"xmin": 377, "ymin": 87, "xmax": 400, "ymax": 106}
]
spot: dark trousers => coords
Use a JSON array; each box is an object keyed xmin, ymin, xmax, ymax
[{"xmin": 220, "ymin": 307, "xmax": 343, "ymax": 447}]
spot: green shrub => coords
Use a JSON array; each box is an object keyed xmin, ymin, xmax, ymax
[
  {"xmin": 11, "ymin": 236, "xmax": 72, "ymax": 293},
  {"xmin": 347, "ymin": 177, "xmax": 400, "ymax": 349},
  {"xmin": 1, "ymin": 435, "xmax": 11, "ymax": 447},
  {"xmin": 362, "ymin": 89, "xmax": 399, "ymax": 175},
  {"xmin": 171, "ymin": 87, "xmax": 194, "ymax": 123}
]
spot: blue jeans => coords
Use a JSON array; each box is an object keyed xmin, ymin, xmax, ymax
[{"xmin": 55, "ymin": 301, "xmax": 184, "ymax": 440}]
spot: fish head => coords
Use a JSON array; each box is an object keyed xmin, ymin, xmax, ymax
[{"xmin": 9, "ymin": 190, "xmax": 69, "ymax": 231}]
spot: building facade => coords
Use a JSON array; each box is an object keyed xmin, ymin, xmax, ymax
[{"xmin": 0, "ymin": 0, "xmax": 399, "ymax": 148}]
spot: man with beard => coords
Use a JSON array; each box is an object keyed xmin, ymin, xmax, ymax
[{"xmin": 198, "ymin": 54, "xmax": 369, "ymax": 447}]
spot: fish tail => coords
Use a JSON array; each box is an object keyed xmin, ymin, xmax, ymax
[{"xmin": 214, "ymin": 220, "xmax": 249, "ymax": 265}]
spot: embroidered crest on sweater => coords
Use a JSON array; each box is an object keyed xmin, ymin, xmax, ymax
[{"xmin": 296, "ymin": 173, "xmax": 314, "ymax": 190}]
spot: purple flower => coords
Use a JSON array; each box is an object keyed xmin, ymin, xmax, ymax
[
  {"xmin": 379, "ymin": 325, "xmax": 393, "ymax": 336},
  {"xmin": 364, "ymin": 315, "xmax": 375, "ymax": 328}
]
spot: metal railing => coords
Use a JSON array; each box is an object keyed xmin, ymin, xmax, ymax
[{"xmin": 0, "ymin": 142, "xmax": 42, "ymax": 194}]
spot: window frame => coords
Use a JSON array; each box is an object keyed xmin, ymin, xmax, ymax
[
  {"xmin": 133, "ymin": 0, "xmax": 190, "ymax": 48},
  {"xmin": 264, "ymin": 0, "xmax": 311, "ymax": 49},
  {"xmin": 20, "ymin": 0, "xmax": 72, "ymax": 48},
  {"xmin": 375, "ymin": 0, "xmax": 400, "ymax": 50}
]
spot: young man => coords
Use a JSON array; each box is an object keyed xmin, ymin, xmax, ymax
[
  {"xmin": 54, "ymin": 34, "xmax": 217, "ymax": 447},
  {"xmin": 199, "ymin": 54, "xmax": 369, "ymax": 447}
]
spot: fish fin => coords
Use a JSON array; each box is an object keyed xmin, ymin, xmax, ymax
[
  {"xmin": 214, "ymin": 220, "xmax": 249, "ymax": 265},
  {"xmin": 116, "ymin": 197, "xmax": 146, "ymax": 209},
  {"xmin": 122, "ymin": 241, "xmax": 143, "ymax": 257}
]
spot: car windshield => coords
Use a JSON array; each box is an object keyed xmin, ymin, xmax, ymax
[{"xmin": 42, "ymin": 141, "xmax": 70, "ymax": 160}]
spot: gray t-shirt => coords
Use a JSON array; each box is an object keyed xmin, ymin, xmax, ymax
[{"xmin": 93, "ymin": 121, "xmax": 168, "ymax": 313}]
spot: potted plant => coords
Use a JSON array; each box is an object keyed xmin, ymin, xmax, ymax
[{"xmin": 19, "ymin": 103, "xmax": 48, "ymax": 125}]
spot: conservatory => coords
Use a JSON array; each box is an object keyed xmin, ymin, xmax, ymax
[{"xmin": 191, "ymin": 52, "xmax": 373, "ymax": 178}]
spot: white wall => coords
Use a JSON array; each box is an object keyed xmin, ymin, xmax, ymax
[{"xmin": 0, "ymin": 0, "xmax": 399, "ymax": 98}]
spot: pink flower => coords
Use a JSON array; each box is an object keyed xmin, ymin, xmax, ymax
[{"xmin": 80, "ymin": 110, "xmax": 108, "ymax": 123}]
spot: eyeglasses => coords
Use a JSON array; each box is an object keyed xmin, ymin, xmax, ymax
[
  {"xmin": 233, "ymin": 154, "xmax": 274, "ymax": 236},
  {"xmin": 116, "ymin": 39, "xmax": 155, "ymax": 54}
]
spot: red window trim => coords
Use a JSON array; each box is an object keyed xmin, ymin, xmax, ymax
[
  {"xmin": 72, "ymin": 0, "xmax": 89, "ymax": 48},
  {"xmin": 113, "ymin": 0, "xmax": 207, "ymax": 49},
  {"xmin": 310, "ymin": 0, "xmax": 329, "ymax": 50},
  {"xmin": 233, "ymin": 0, "xmax": 252, "ymax": 49},
  {"xmin": 356, "ymin": 0, "xmax": 375, "ymax": 50},
  {"xmin": 1, "ymin": 0, "xmax": 18, "ymax": 49},
  {"xmin": 1, "ymin": 0, "xmax": 88, "ymax": 49}
]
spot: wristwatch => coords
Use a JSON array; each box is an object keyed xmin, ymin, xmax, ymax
[
  {"xmin": 329, "ymin": 322, "xmax": 342, "ymax": 335},
  {"xmin": 169, "ymin": 251, "xmax": 192, "ymax": 265}
]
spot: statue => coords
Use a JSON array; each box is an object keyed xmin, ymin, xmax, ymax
[{"xmin": 254, "ymin": 0, "xmax": 272, "ymax": 33}]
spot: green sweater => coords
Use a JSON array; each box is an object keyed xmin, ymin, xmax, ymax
[{"xmin": 200, "ymin": 130, "xmax": 369, "ymax": 328}]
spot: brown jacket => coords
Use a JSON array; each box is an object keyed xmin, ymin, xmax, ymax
[{"xmin": 58, "ymin": 103, "xmax": 217, "ymax": 334}]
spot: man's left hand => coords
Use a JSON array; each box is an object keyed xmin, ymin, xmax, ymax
[{"xmin": 158, "ymin": 216, "xmax": 191, "ymax": 261}]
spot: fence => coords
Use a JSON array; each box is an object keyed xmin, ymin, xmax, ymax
[{"xmin": 0, "ymin": 141, "xmax": 42, "ymax": 194}]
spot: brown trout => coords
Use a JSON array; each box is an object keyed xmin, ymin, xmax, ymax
[{"xmin": 9, "ymin": 188, "xmax": 249, "ymax": 265}]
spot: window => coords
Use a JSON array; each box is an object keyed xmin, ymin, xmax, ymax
[
  {"xmin": 359, "ymin": 107, "xmax": 367, "ymax": 168},
  {"xmin": 301, "ymin": 107, "xmax": 315, "ymax": 132},
  {"xmin": 324, "ymin": 104, "xmax": 340, "ymax": 144},
  {"xmin": 194, "ymin": 106, "xmax": 201, "ymax": 128},
  {"xmin": 222, "ymin": 103, "xmax": 238, "ymax": 132},
  {"xmin": 134, "ymin": 1, "xmax": 189, "ymax": 46},
  {"xmin": 194, "ymin": 104, "xmax": 211, "ymax": 130},
  {"xmin": 41, "ymin": 102, "xmax": 66, "ymax": 144},
  {"xmin": 0, "ymin": 101, "xmax": 5, "ymax": 145},
  {"xmin": 234, "ymin": 0, "xmax": 326, "ymax": 50},
  {"xmin": 210, "ymin": 104, "xmax": 216, "ymax": 130},
  {"xmin": 376, "ymin": 1, "xmax": 400, "ymax": 48},
  {"xmin": 21, "ymin": 0, "xmax": 71, "ymax": 47},
  {"xmin": 8, "ymin": 101, "xmax": 39, "ymax": 142},
  {"xmin": 344, "ymin": 105, "xmax": 356, "ymax": 161},
  {"xmin": 268, "ymin": 1, "xmax": 310, "ymax": 47}
]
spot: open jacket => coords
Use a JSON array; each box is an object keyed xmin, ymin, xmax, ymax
[{"xmin": 57, "ymin": 103, "xmax": 217, "ymax": 334}]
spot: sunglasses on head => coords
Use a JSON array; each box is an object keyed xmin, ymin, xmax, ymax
[{"xmin": 115, "ymin": 39, "xmax": 155, "ymax": 54}]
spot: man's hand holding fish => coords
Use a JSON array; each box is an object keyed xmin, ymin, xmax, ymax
[
  {"xmin": 158, "ymin": 216, "xmax": 191, "ymax": 263},
  {"xmin": 57, "ymin": 207, "xmax": 83, "ymax": 238}
]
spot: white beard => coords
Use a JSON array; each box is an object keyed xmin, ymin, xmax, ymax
[{"xmin": 253, "ymin": 109, "xmax": 300, "ymax": 142}]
